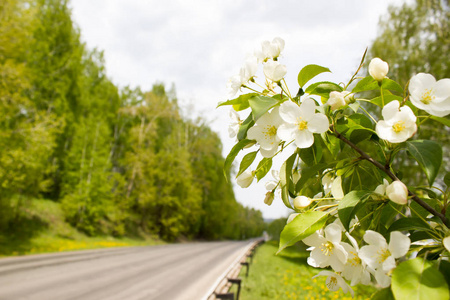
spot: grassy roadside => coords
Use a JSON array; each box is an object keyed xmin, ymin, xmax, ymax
[
  {"xmin": 239, "ymin": 241, "xmax": 376, "ymax": 300},
  {"xmin": 0, "ymin": 199, "xmax": 163, "ymax": 257}
]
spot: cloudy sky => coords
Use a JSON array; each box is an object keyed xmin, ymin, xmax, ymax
[{"xmin": 70, "ymin": 0, "xmax": 408, "ymax": 219}]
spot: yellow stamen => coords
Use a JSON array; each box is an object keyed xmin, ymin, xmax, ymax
[
  {"xmin": 421, "ymin": 89, "xmax": 435, "ymax": 105},
  {"xmin": 348, "ymin": 251, "xmax": 361, "ymax": 266},
  {"xmin": 392, "ymin": 121, "xmax": 405, "ymax": 133},
  {"xmin": 266, "ymin": 125, "xmax": 277, "ymax": 137},
  {"xmin": 327, "ymin": 277, "xmax": 338, "ymax": 290},
  {"xmin": 320, "ymin": 241, "xmax": 334, "ymax": 256},
  {"xmin": 298, "ymin": 120, "xmax": 308, "ymax": 131},
  {"xmin": 377, "ymin": 248, "xmax": 391, "ymax": 264}
]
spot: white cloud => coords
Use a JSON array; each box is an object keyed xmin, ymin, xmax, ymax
[{"xmin": 70, "ymin": 0, "xmax": 408, "ymax": 219}]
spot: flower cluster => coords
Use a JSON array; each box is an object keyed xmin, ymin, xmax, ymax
[
  {"xmin": 303, "ymin": 222, "xmax": 410, "ymax": 295},
  {"xmin": 226, "ymin": 37, "xmax": 287, "ymax": 98},
  {"xmin": 220, "ymin": 38, "xmax": 450, "ymax": 298}
]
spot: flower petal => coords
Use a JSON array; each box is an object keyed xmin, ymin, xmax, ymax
[
  {"xmin": 279, "ymin": 101, "xmax": 301, "ymax": 124},
  {"xmin": 382, "ymin": 255, "xmax": 396, "ymax": 272},
  {"xmin": 302, "ymin": 231, "xmax": 324, "ymax": 247},
  {"xmin": 375, "ymin": 268, "xmax": 391, "ymax": 288},
  {"xmin": 433, "ymin": 78, "xmax": 450, "ymax": 102},
  {"xmin": 359, "ymin": 245, "xmax": 381, "ymax": 270},
  {"xmin": 260, "ymin": 145, "xmax": 278, "ymax": 158},
  {"xmin": 325, "ymin": 223, "xmax": 342, "ymax": 244},
  {"xmin": 388, "ymin": 231, "xmax": 410, "ymax": 258},
  {"xmin": 381, "ymin": 100, "xmax": 400, "ymax": 121},
  {"xmin": 299, "ymin": 98, "xmax": 316, "ymax": 120},
  {"xmin": 277, "ymin": 123, "xmax": 295, "ymax": 141},
  {"xmin": 307, "ymin": 113, "xmax": 330, "ymax": 133},
  {"xmin": 363, "ymin": 230, "xmax": 387, "ymax": 247},
  {"xmin": 293, "ymin": 128, "xmax": 314, "ymax": 148}
]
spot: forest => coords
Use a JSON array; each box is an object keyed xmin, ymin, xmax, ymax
[{"xmin": 0, "ymin": 0, "xmax": 265, "ymax": 243}]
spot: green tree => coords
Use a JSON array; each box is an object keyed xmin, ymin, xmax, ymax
[{"xmin": 0, "ymin": 0, "xmax": 60, "ymax": 229}]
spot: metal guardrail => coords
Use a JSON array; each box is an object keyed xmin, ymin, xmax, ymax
[{"xmin": 206, "ymin": 239, "xmax": 264, "ymax": 300}]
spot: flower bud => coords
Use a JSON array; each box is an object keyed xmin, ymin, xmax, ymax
[
  {"xmin": 327, "ymin": 91, "xmax": 346, "ymax": 110},
  {"xmin": 369, "ymin": 58, "xmax": 389, "ymax": 81},
  {"xmin": 264, "ymin": 191, "xmax": 275, "ymax": 206},
  {"xmin": 236, "ymin": 170, "xmax": 254, "ymax": 188},
  {"xmin": 386, "ymin": 180, "xmax": 408, "ymax": 205},
  {"xmin": 293, "ymin": 195, "xmax": 312, "ymax": 209}
]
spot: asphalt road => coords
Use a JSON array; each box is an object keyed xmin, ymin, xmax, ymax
[{"xmin": 0, "ymin": 240, "xmax": 253, "ymax": 300}]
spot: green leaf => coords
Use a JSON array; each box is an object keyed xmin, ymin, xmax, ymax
[
  {"xmin": 295, "ymin": 163, "xmax": 329, "ymax": 193},
  {"xmin": 352, "ymin": 76, "xmax": 378, "ymax": 93},
  {"xmin": 237, "ymin": 113, "xmax": 254, "ymax": 140},
  {"xmin": 321, "ymin": 132, "xmax": 341, "ymax": 159},
  {"xmin": 338, "ymin": 190, "xmax": 371, "ymax": 231},
  {"xmin": 305, "ymin": 81, "xmax": 343, "ymax": 98},
  {"xmin": 297, "ymin": 64, "xmax": 331, "ymax": 88},
  {"xmin": 255, "ymin": 157, "xmax": 272, "ymax": 182},
  {"xmin": 371, "ymin": 287, "xmax": 395, "ymax": 300},
  {"xmin": 280, "ymin": 153, "xmax": 297, "ymax": 209},
  {"xmin": 277, "ymin": 211, "xmax": 328, "ymax": 254},
  {"xmin": 223, "ymin": 139, "xmax": 254, "ymax": 180},
  {"xmin": 248, "ymin": 95, "xmax": 279, "ymax": 121},
  {"xmin": 387, "ymin": 217, "xmax": 431, "ymax": 233},
  {"xmin": 381, "ymin": 78, "xmax": 404, "ymax": 94},
  {"xmin": 391, "ymin": 257, "xmax": 449, "ymax": 300},
  {"xmin": 237, "ymin": 151, "xmax": 257, "ymax": 177},
  {"xmin": 406, "ymin": 140, "xmax": 443, "ymax": 186},
  {"xmin": 370, "ymin": 94, "xmax": 403, "ymax": 107},
  {"xmin": 430, "ymin": 115, "xmax": 450, "ymax": 127},
  {"xmin": 280, "ymin": 153, "xmax": 297, "ymax": 187},
  {"xmin": 217, "ymin": 93, "xmax": 258, "ymax": 111},
  {"xmin": 438, "ymin": 260, "xmax": 450, "ymax": 288},
  {"xmin": 444, "ymin": 172, "xmax": 450, "ymax": 187}
]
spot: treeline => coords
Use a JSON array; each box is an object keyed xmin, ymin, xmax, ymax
[{"xmin": 0, "ymin": 0, "xmax": 265, "ymax": 241}]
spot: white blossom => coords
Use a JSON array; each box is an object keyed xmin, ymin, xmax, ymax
[
  {"xmin": 227, "ymin": 74, "xmax": 243, "ymax": 98},
  {"xmin": 341, "ymin": 235, "xmax": 371, "ymax": 286},
  {"xmin": 386, "ymin": 180, "xmax": 408, "ymax": 205},
  {"xmin": 327, "ymin": 91, "xmax": 353, "ymax": 111},
  {"xmin": 376, "ymin": 100, "xmax": 417, "ymax": 143},
  {"xmin": 226, "ymin": 57, "xmax": 259, "ymax": 98},
  {"xmin": 277, "ymin": 98, "xmax": 329, "ymax": 149},
  {"xmin": 322, "ymin": 171, "xmax": 344, "ymax": 200},
  {"xmin": 359, "ymin": 230, "xmax": 410, "ymax": 288},
  {"xmin": 369, "ymin": 57, "xmax": 389, "ymax": 81},
  {"xmin": 247, "ymin": 107, "xmax": 283, "ymax": 158},
  {"xmin": 409, "ymin": 73, "xmax": 450, "ymax": 117},
  {"xmin": 241, "ymin": 56, "xmax": 258, "ymax": 83},
  {"xmin": 312, "ymin": 271, "xmax": 354, "ymax": 297},
  {"xmin": 302, "ymin": 223, "xmax": 348, "ymax": 272},
  {"xmin": 236, "ymin": 170, "xmax": 254, "ymax": 188},
  {"xmin": 228, "ymin": 109, "xmax": 241, "ymax": 139},
  {"xmin": 263, "ymin": 60, "xmax": 287, "ymax": 83},
  {"xmin": 255, "ymin": 37, "xmax": 285, "ymax": 62}
]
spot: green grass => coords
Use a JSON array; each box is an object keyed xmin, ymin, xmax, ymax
[
  {"xmin": 239, "ymin": 240, "xmax": 377, "ymax": 300},
  {"xmin": 0, "ymin": 199, "xmax": 163, "ymax": 257}
]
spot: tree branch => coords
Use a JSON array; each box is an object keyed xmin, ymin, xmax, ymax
[{"xmin": 332, "ymin": 128, "xmax": 449, "ymax": 228}]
